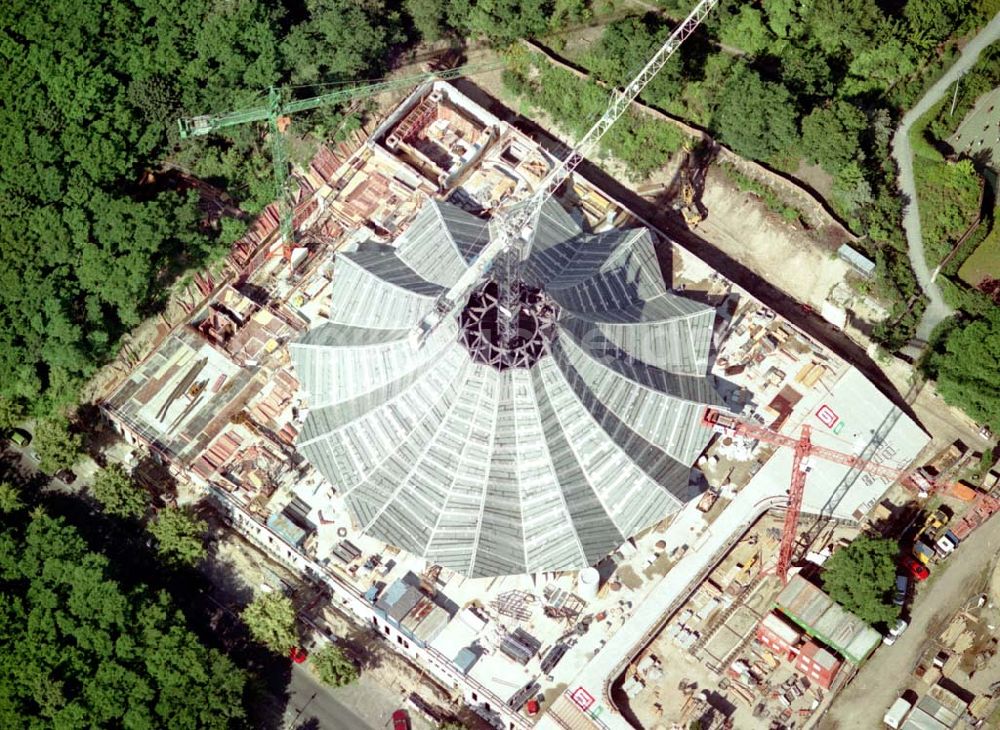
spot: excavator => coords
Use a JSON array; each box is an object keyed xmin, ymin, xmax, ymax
[{"xmin": 673, "ymin": 165, "xmax": 704, "ymax": 227}]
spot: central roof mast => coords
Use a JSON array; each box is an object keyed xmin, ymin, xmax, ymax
[{"xmin": 411, "ymin": 0, "xmax": 720, "ymax": 348}]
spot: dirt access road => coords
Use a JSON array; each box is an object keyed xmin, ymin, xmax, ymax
[
  {"xmin": 817, "ymin": 519, "xmax": 1000, "ymax": 730},
  {"xmin": 891, "ymin": 13, "xmax": 1000, "ymax": 342}
]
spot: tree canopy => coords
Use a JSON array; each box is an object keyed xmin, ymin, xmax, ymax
[
  {"xmin": 0, "ymin": 508, "xmax": 247, "ymax": 727},
  {"xmin": 714, "ymin": 64, "xmax": 799, "ymax": 162},
  {"xmin": 0, "ymin": 482, "xmax": 23, "ymax": 514},
  {"xmin": 925, "ymin": 311, "xmax": 1000, "ymax": 431},
  {"xmin": 821, "ymin": 536, "xmax": 900, "ymax": 627},
  {"xmin": 800, "ymin": 101, "xmax": 867, "ymax": 175},
  {"xmin": 91, "ymin": 464, "xmax": 149, "ymax": 519},
  {"xmin": 309, "ymin": 644, "xmax": 359, "ymax": 687},
  {"xmin": 33, "ymin": 415, "xmax": 82, "ymax": 474},
  {"xmin": 242, "ymin": 591, "xmax": 299, "ymax": 654},
  {"xmin": 147, "ymin": 506, "xmax": 208, "ymax": 567}
]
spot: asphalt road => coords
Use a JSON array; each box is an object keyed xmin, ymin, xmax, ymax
[
  {"xmin": 284, "ymin": 664, "xmax": 378, "ymax": 730},
  {"xmin": 891, "ymin": 14, "xmax": 1000, "ymax": 342},
  {"xmin": 818, "ymin": 517, "xmax": 1000, "ymax": 729}
]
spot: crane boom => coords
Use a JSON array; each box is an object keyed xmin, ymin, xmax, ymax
[
  {"xmin": 701, "ymin": 406, "xmax": 955, "ymax": 582},
  {"xmin": 502, "ymin": 0, "xmax": 719, "ymax": 241},
  {"xmin": 177, "ymin": 61, "xmax": 503, "ymax": 139},
  {"xmin": 702, "ymin": 408, "xmax": 937, "ymax": 490},
  {"xmin": 410, "ymin": 0, "xmax": 719, "ymax": 346},
  {"xmin": 176, "ymin": 61, "xmax": 503, "ymax": 259}
]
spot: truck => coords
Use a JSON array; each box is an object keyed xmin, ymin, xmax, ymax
[
  {"xmin": 934, "ymin": 531, "xmax": 959, "ymax": 558},
  {"xmin": 949, "ymin": 493, "xmax": 1000, "ymax": 542},
  {"xmin": 912, "ymin": 540, "xmax": 936, "ymax": 565},
  {"xmin": 883, "ymin": 697, "xmax": 913, "ymax": 728}
]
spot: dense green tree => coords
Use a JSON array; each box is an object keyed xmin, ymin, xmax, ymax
[
  {"xmin": 762, "ymin": 0, "xmax": 804, "ymax": 39},
  {"xmin": 0, "ymin": 398, "xmax": 25, "ymax": 431},
  {"xmin": 2, "ymin": 0, "xmax": 282, "ymax": 416},
  {"xmin": 807, "ymin": 0, "xmax": 882, "ymax": 55},
  {"xmin": 310, "ymin": 643, "xmax": 359, "ymax": 686},
  {"xmin": 844, "ymin": 36, "xmax": 918, "ymax": 95},
  {"xmin": 587, "ymin": 14, "xmax": 685, "ymax": 110},
  {"xmin": 800, "ymin": 101, "xmax": 866, "ymax": 174},
  {"xmin": 242, "ymin": 591, "xmax": 299, "ymax": 653},
  {"xmin": 714, "ymin": 65, "xmax": 800, "ymax": 161},
  {"xmin": 904, "ymin": 0, "xmax": 967, "ymax": 44},
  {"xmin": 832, "ymin": 161, "xmax": 874, "ymax": 218},
  {"xmin": 926, "ymin": 311, "xmax": 1000, "ymax": 431},
  {"xmin": 448, "ymin": 0, "xmax": 552, "ymax": 43},
  {"xmin": 33, "ymin": 415, "xmax": 82, "ymax": 475},
  {"xmin": 821, "ymin": 536, "xmax": 900, "ymax": 626},
  {"xmin": 778, "ymin": 44, "xmax": 836, "ymax": 98},
  {"xmin": 0, "ymin": 483, "xmax": 23, "ymax": 513},
  {"xmin": 148, "ymin": 506, "xmax": 208, "ymax": 566},
  {"xmin": 406, "ymin": 0, "xmax": 449, "ymax": 41},
  {"xmin": 719, "ymin": 6, "xmax": 772, "ymax": 56},
  {"xmin": 284, "ymin": 0, "xmax": 403, "ymax": 83},
  {"xmin": 91, "ymin": 464, "xmax": 149, "ymax": 519},
  {"xmin": 0, "ymin": 509, "xmax": 247, "ymax": 727}
]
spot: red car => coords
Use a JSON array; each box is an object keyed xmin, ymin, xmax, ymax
[
  {"xmin": 900, "ymin": 555, "xmax": 930, "ymax": 581},
  {"xmin": 392, "ymin": 710, "xmax": 410, "ymax": 730}
]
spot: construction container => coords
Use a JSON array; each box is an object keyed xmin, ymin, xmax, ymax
[
  {"xmin": 775, "ymin": 576, "xmax": 881, "ymax": 665},
  {"xmin": 756, "ymin": 611, "xmax": 802, "ymax": 659},
  {"xmin": 794, "ymin": 640, "xmax": 841, "ymax": 689}
]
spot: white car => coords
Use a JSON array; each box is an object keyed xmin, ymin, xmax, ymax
[{"xmin": 883, "ymin": 618, "xmax": 909, "ymax": 645}]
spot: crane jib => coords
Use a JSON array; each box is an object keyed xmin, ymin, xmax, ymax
[{"xmin": 410, "ymin": 0, "xmax": 719, "ymax": 347}]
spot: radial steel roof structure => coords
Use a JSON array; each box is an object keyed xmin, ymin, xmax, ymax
[{"xmin": 290, "ymin": 198, "xmax": 727, "ymax": 577}]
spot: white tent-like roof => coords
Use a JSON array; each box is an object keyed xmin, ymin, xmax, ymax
[{"xmin": 290, "ymin": 198, "xmax": 727, "ymax": 577}]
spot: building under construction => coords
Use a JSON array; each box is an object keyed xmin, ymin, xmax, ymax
[{"xmin": 100, "ymin": 78, "xmax": 934, "ymax": 730}]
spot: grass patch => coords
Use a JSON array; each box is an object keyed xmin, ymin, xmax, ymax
[
  {"xmin": 718, "ymin": 161, "xmax": 803, "ymax": 225},
  {"xmin": 959, "ymin": 218, "xmax": 1000, "ymax": 287},
  {"xmin": 909, "ymin": 100, "xmax": 983, "ymax": 267},
  {"xmin": 501, "ymin": 52, "xmax": 687, "ymax": 179}
]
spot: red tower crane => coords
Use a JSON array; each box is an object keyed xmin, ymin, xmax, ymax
[{"xmin": 701, "ymin": 408, "xmax": 957, "ymax": 583}]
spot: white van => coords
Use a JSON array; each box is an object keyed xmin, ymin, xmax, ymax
[{"xmin": 883, "ymin": 697, "xmax": 913, "ymax": 728}]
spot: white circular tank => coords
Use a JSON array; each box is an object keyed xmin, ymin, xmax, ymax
[{"xmin": 578, "ymin": 567, "xmax": 601, "ymax": 601}]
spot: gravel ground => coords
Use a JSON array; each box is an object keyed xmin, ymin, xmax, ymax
[{"xmin": 817, "ymin": 517, "xmax": 1000, "ymax": 730}]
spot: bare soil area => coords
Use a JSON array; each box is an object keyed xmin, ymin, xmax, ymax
[
  {"xmin": 695, "ymin": 167, "xmax": 854, "ymax": 311},
  {"xmin": 817, "ymin": 516, "xmax": 1000, "ymax": 730}
]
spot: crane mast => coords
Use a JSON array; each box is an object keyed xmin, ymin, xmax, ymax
[
  {"xmin": 702, "ymin": 407, "xmax": 957, "ymax": 582},
  {"xmin": 176, "ymin": 61, "xmax": 503, "ymax": 259},
  {"xmin": 410, "ymin": 0, "xmax": 720, "ymax": 346}
]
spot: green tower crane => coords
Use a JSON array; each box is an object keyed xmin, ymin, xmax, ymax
[{"xmin": 177, "ymin": 61, "xmax": 502, "ymax": 258}]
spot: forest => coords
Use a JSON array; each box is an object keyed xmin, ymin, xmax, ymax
[
  {"xmin": 499, "ymin": 0, "xmax": 995, "ymax": 350},
  {"xmin": 1, "ymin": 0, "xmax": 409, "ymax": 421},
  {"xmin": 0, "ymin": 491, "xmax": 247, "ymax": 727},
  {"xmin": 1, "ymin": 0, "xmax": 997, "ymax": 423}
]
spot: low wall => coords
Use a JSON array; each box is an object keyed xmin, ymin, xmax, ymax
[{"xmin": 519, "ymin": 40, "xmax": 858, "ymax": 240}]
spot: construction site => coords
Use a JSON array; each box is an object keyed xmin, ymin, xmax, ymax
[{"xmin": 92, "ymin": 3, "xmax": 1000, "ymax": 729}]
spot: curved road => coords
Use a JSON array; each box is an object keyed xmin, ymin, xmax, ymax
[
  {"xmin": 891, "ymin": 13, "xmax": 1000, "ymax": 342},
  {"xmin": 818, "ymin": 515, "xmax": 1000, "ymax": 730}
]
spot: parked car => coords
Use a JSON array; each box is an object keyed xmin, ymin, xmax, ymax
[
  {"xmin": 893, "ymin": 574, "xmax": 909, "ymax": 606},
  {"xmin": 882, "ymin": 618, "xmax": 909, "ymax": 646},
  {"xmin": 55, "ymin": 469, "xmax": 77, "ymax": 485},
  {"xmin": 392, "ymin": 709, "xmax": 410, "ymax": 730},
  {"xmin": 8, "ymin": 428, "xmax": 31, "ymax": 447},
  {"xmin": 912, "ymin": 540, "xmax": 935, "ymax": 565},
  {"xmin": 899, "ymin": 554, "xmax": 929, "ymax": 581}
]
